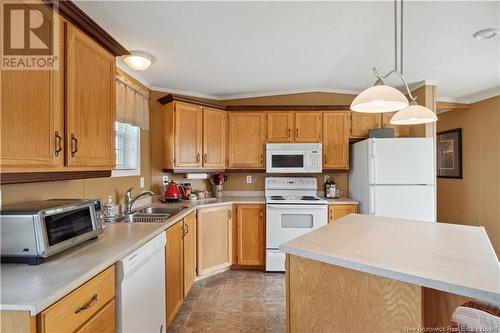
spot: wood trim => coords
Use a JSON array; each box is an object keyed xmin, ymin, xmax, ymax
[
  {"xmin": 436, "ymin": 101, "xmax": 469, "ymax": 113},
  {"xmin": 162, "ymin": 168, "xmax": 225, "ymax": 173},
  {"xmin": 43, "ymin": 0, "xmax": 129, "ymax": 56},
  {"xmin": 157, "ymin": 94, "xmax": 225, "ymax": 110},
  {"xmin": 0, "ymin": 170, "xmax": 111, "ymax": 184},
  {"xmin": 157, "ymin": 94, "xmax": 350, "ymax": 111}
]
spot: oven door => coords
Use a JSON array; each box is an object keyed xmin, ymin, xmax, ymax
[
  {"xmin": 266, "ymin": 151, "xmax": 308, "ymax": 173},
  {"xmin": 37, "ymin": 203, "xmax": 99, "ymax": 257},
  {"xmin": 266, "ymin": 204, "xmax": 327, "ymax": 248}
]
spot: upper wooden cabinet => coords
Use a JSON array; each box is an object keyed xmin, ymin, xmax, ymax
[
  {"xmin": 227, "ymin": 112, "xmax": 266, "ymax": 169},
  {"xmin": 65, "ymin": 24, "xmax": 116, "ymax": 168},
  {"xmin": 350, "ymin": 112, "xmax": 381, "ymax": 138},
  {"xmin": 323, "ymin": 112, "xmax": 350, "ymax": 170},
  {"xmin": 295, "ymin": 112, "xmax": 322, "ymax": 142},
  {"xmin": 267, "ymin": 112, "xmax": 294, "ymax": 142},
  {"xmin": 197, "ymin": 206, "xmax": 232, "ymax": 276},
  {"xmin": 266, "ymin": 111, "xmax": 322, "ymax": 143},
  {"xmin": 173, "ymin": 102, "xmax": 203, "ymax": 167},
  {"xmin": 382, "ymin": 112, "xmax": 410, "ymax": 137},
  {"xmin": 202, "ymin": 108, "xmax": 226, "ymax": 168},
  {"xmin": 236, "ymin": 204, "xmax": 265, "ymax": 266}
]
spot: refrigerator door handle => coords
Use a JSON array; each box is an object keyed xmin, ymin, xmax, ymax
[
  {"xmin": 369, "ymin": 186, "xmax": 376, "ymax": 215},
  {"xmin": 369, "ymin": 142, "xmax": 376, "ymax": 184}
]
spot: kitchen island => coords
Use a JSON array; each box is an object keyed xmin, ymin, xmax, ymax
[{"xmin": 280, "ymin": 214, "xmax": 500, "ymax": 333}]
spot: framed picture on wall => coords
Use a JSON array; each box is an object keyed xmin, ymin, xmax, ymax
[{"xmin": 437, "ymin": 128, "xmax": 462, "ymax": 178}]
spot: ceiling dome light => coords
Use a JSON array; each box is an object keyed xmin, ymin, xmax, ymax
[
  {"xmin": 122, "ymin": 51, "xmax": 154, "ymax": 71},
  {"xmin": 473, "ymin": 28, "xmax": 499, "ymax": 40},
  {"xmin": 390, "ymin": 103, "xmax": 438, "ymax": 125},
  {"xmin": 350, "ymin": 85, "xmax": 409, "ymax": 113}
]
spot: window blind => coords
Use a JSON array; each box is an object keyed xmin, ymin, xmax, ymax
[{"xmin": 115, "ymin": 122, "xmax": 140, "ymax": 170}]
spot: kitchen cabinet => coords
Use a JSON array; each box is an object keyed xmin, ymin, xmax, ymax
[
  {"xmin": 183, "ymin": 212, "xmax": 197, "ymax": 297},
  {"xmin": 295, "ymin": 112, "xmax": 322, "ymax": 142},
  {"xmin": 76, "ymin": 299, "xmax": 115, "ymax": 333},
  {"xmin": 328, "ymin": 204, "xmax": 358, "ymax": 223},
  {"xmin": 38, "ymin": 265, "xmax": 115, "ymax": 333},
  {"xmin": 227, "ymin": 112, "xmax": 266, "ymax": 169},
  {"xmin": 382, "ymin": 112, "xmax": 410, "ymax": 137},
  {"xmin": 267, "ymin": 112, "xmax": 294, "ymax": 142},
  {"xmin": 173, "ymin": 102, "xmax": 203, "ymax": 167},
  {"xmin": 65, "ymin": 23, "xmax": 116, "ymax": 168},
  {"xmin": 202, "ymin": 108, "xmax": 226, "ymax": 168},
  {"xmin": 166, "ymin": 222, "xmax": 184, "ymax": 326},
  {"xmin": 323, "ymin": 112, "xmax": 350, "ymax": 169},
  {"xmin": 350, "ymin": 112, "xmax": 381, "ymax": 138},
  {"xmin": 236, "ymin": 204, "xmax": 265, "ymax": 266},
  {"xmin": 197, "ymin": 206, "xmax": 233, "ymax": 276}
]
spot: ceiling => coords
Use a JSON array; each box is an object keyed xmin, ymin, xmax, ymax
[{"xmin": 75, "ymin": 1, "xmax": 500, "ymax": 103}]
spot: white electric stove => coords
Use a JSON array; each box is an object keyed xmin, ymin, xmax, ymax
[{"xmin": 265, "ymin": 177, "xmax": 328, "ymax": 272}]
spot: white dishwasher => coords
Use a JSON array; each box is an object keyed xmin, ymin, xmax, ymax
[{"xmin": 116, "ymin": 232, "xmax": 166, "ymax": 333}]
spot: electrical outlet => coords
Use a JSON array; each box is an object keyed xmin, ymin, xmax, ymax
[
  {"xmin": 324, "ymin": 175, "xmax": 330, "ymax": 183},
  {"xmin": 140, "ymin": 177, "xmax": 145, "ymax": 188},
  {"xmin": 246, "ymin": 175, "xmax": 252, "ymax": 184},
  {"xmin": 162, "ymin": 175, "xmax": 169, "ymax": 184}
]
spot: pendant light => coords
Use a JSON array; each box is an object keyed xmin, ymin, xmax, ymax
[{"xmin": 351, "ymin": 0, "xmax": 437, "ymax": 125}]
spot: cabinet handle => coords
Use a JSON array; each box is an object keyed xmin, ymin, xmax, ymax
[
  {"xmin": 71, "ymin": 134, "xmax": 78, "ymax": 157},
  {"xmin": 260, "ymin": 210, "xmax": 263, "ymax": 219},
  {"xmin": 196, "ymin": 153, "xmax": 200, "ymax": 162},
  {"xmin": 74, "ymin": 294, "xmax": 98, "ymax": 313},
  {"xmin": 260, "ymin": 154, "xmax": 263, "ymax": 165},
  {"xmin": 54, "ymin": 131, "xmax": 62, "ymax": 157},
  {"xmin": 203, "ymin": 153, "xmax": 208, "ymax": 163},
  {"xmin": 324, "ymin": 154, "xmax": 327, "ymax": 163},
  {"xmin": 228, "ymin": 210, "xmax": 232, "ymax": 220},
  {"xmin": 295, "ymin": 128, "xmax": 299, "ymax": 138},
  {"xmin": 288, "ymin": 128, "xmax": 291, "ymax": 139}
]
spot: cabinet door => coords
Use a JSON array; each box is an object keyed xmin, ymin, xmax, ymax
[
  {"xmin": 197, "ymin": 206, "xmax": 232, "ymax": 276},
  {"xmin": 166, "ymin": 224, "xmax": 184, "ymax": 326},
  {"xmin": 174, "ymin": 102, "xmax": 203, "ymax": 167},
  {"xmin": 295, "ymin": 112, "xmax": 322, "ymax": 142},
  {"xmin": 323, "ymin": 112, "xmax": 350, "ymax": 169},
  {"xmin": 382, "ymin": 112, "xmax": 410, "ymax": 137},
  {"xmin": 267, "ymin": 112, "xmax": 293, "ymax": 142},
  {"xmin": 183, "ymin": 212, "xmax": 197, "ymax": 297},
  {"xmin": 65, "ymin": 23, "xmax": 115, "ymax": 168},
  {"xmin": 237, "ymin": 205, "xmax": 265, "ymax": 266},
  {"xmin": 202, "ymin": 108, "xmax": 225, "ymax": 168},
  {"xmin": 76, "ymin": 299, "xmax": 115, "ymax": 333},
  {"xmin": 350, "ymin": 112, "xmax": 381, "ymax": 138},
  {"xmin": 329, "ymin": 204, "xmax": 358, "ymax": 222},
  {"xmin": 227, "ymin": 112, "xmax": 265, "ymax": 168},
  {"xmin": 1, "ymin": 13, "xmax": 63, "ymax": 170}
]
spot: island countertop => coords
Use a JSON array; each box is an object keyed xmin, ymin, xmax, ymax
[{"xmin": 280, "ymin": 214, "xmax": 500, "ymax": 304}]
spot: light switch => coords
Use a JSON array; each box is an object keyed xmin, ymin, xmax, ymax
[
  {"xmin": 140, "ymin": 177, "xmax": 145, "ymax": 188},
  {"xmin": 246, "ymin": 175, "xmax": 252, "ymax": 184},
  {"xmin": 324, "ymin": 175, "xmax": 330, "ymax": 183}
]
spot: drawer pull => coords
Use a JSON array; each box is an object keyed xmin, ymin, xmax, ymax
[{"xmin": 74, "ymin": 294, "xmax": 98, "ymax": 314}]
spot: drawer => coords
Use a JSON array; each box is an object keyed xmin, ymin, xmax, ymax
[
  {"xmin": 39, "ymin": 265, "xmax": 115, "ymax": 333},
  {"xmin": 76, "ymin": 299, "xmax": 115, "ymax": 333}
]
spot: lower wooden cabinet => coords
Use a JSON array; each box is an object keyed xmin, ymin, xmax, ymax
[
  {"xmin": 236, "ymin": 204, "xmax": 265, "ymax": 266},
  {"xmin": 183, "ymin": 212, "xmax": 197, "ymax": 297},
  {"xmin": 197, "ymin": 206, "xmax": 232, "ymax": 276},
  {"xmin": 38, "ymin": 265, "xmax": 115, "ymax": 333},
  {"xmin": 328, "ymin": 204, "xmax": 358, "ymax": 223},
  {"xmin": 166, "ymin": 222, "xmax": 184, "ymax": 326}
]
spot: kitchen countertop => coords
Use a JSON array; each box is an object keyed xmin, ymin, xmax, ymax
[
  {"xmin": 0, "ymin": 194, "xmax": 359, "ymax": 315},
  {"xmin": 280, "ymin": 214, "xmax": 500, "ymax": 304},
  {"xmin": 323, "ymin": 198, "xmax": 358, "ymax": 204}
]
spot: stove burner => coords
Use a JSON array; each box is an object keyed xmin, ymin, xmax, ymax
[
  {"xmin": 270, "ymin": 196, "xmax": 285, "ymax": 200},
  {"xmin": 301, "ymin": 196, "xmax": 319, "ymax": 201}
]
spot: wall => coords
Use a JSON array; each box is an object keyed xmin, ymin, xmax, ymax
[
  {"xmin": 0, "ymin": 69, "xmax": 152, "ymax": 208},
  {"xmin": 436, "ymin": 95, "xmax": 500, "ymax": 256}
]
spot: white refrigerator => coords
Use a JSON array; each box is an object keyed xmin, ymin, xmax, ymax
[{"xmin": 349, "ymin": 138, "xmax": 436, "ymax": 222}]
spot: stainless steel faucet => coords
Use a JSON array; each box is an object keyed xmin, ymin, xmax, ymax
[{"xmin": 124, "ymin": 187, "xmax": 155, "ymax": 214}]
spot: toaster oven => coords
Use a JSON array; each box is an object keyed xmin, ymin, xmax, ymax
[{"xmin": 0, "ymin": 199, "xmax": 102, "ymax": 265}]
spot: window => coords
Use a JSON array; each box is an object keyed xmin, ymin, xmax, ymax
[{"xmin": 112, "ymin": 122, "xmax": 140, "ymax": 177}]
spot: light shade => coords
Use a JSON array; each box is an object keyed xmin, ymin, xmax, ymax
[
  {"xmin": 350, "ymin": 85, "xmax": 409, "ymax": 113},
  {"xmin": 122, "ymin": 51, "xmax": 154, "ymax": 71},
  {"xmin": 390, "ymin": 104, "xmax": 438, "ymax": 125}
]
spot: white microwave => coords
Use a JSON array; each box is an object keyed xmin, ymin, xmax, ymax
[{"xmin": 266, "ymin": 143, "xmax": 322, "ymax": 173}]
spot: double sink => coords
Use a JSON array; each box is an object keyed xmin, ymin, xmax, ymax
[{"xmin": 116, "ymin": 205, "xmax": 186, "ymax": 223}]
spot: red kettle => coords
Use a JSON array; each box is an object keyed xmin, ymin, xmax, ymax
[{"xmin": 164, "ymin": 180, "xmax": 181, "ymax": 201}]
